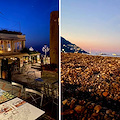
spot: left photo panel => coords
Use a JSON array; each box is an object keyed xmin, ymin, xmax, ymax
[{"xmin": 0, "ymin": 0, "xmax": 59, "ymax": 120}]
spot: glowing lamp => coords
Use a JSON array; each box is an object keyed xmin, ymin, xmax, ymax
[{"xmin": 8, "ymin": 48, "xmax": 11, "ymax": 51}]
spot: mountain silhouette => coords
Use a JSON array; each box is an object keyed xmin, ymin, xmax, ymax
[{"xmin": 61, "ymin": 37, "xmax": 88, "ymax": 54}]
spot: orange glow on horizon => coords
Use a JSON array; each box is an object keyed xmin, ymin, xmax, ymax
[{"xmin": 62, "ymin": 36, "xmax": 120, "ymax": 54}]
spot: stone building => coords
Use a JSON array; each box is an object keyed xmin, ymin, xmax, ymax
[
  {"xmin": 0, "ymin": 31, "xmax": 40, "ymax": 81},
  {"xmin": 0, "ymin": 32, "xmax": 25, "ymax": 53},
  {"xmin": 50, "ymin": 11, "xmax": 59, "ymax": 67}
]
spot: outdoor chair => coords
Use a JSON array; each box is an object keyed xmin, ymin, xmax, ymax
[
  {"xmin": 20, "ymin": 65, "xmax": 29, "ymax": 74},
  {"xmin": 43, "ymin": 83, "xmax": 50, "ymax": 97},
  {"xmin": 38, "ymin": 114, "xmax": 55, "ymax": 120},
  {"xmin": 25, "ymin": 88, "xmax": 43, "ymax": 107},
  {"xmin": 51, "ymin": 87, "xmax": 59, "ymax": 114},
  {"xmin": 14, "ymin": 66, "xmax": 20, "ymax": 73},
  {"xmin": 35, "ymin": 77, "xmax": 44, "ymax": 86},
  {"xmin": 49, "ymin": 81, "xmax": 59, "ymax": 98},
  {"xmin": 26, "ymin": 71, "xmax": 36, "ymax": 88},
  {"xmin": 11, "ymin": 82, "xmax": 24, "ymax": 98},
  {"xmin": 36, "ymin": 81, "xmax": 58, "ymax": 98},
  {"xmin": 34, "ymin": 82, "xmax": 55, "ymax": 109},
  {"xmin": 11, "ymin": 66, "xmax": 20, "ymax": 76},
  {"xmin": 39, "ymin": 82, "xmax": 58, "ymax": 107},
  {"xmin": 47, "ymin": 81, "xmax": 59, "ymax": 114},
  {"xmin": 35, "ymin": 82, "xmax": 49, "ymax": 99},
  {"xmin": 52, "ymin": 87, "xmax": 59, "ymax": 105}
]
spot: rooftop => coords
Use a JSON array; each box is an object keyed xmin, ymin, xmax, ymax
[{"xmin": 0, "ymin": 29, "xmax": 22, "ymax": 35}]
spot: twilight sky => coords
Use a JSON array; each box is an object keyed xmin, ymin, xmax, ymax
[
  {"xmin": 0, "ymin": 0, "xmax": 58, "ymax": 51},
  {"xmin": 61, "ymin": 0, "xmax": 120, "ymax": 54}
]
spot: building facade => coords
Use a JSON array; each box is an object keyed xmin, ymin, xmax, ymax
[
  {"xmin": 0, "ymin": 33, "xmax": 25, "ymax": 53},
  {"xmin": 0, "ymin": 31, "xmax": 40, "ymax": 81},
  {"xmin": 0, "ymin": 32, "xmax": 27, "ymax": 80}
]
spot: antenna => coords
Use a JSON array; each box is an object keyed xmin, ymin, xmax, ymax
[
  {"xmin": 19, "ymin": 22, "xmax": 21, "ymax": 32},
  {"xmin": 0, "ymin": 12, "xmax": 4, "ymax": 15},
  {"xmin": 0, "ymin": 11, "xmax": 20, "ymax": 32}
]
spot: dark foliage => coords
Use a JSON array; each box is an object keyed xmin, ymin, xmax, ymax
[
  {"xmin": 42, "ymin": 64, "xmax": 57, "ymax": 71},
  {"xmin": 0, "ymin": 29, "xmax": 22, "ymax": 35},
  {"xmin": 20, "ymin": 47, "xmax": 39, "ymax": 54}
]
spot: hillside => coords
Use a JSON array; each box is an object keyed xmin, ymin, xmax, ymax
[{"xmin": 61, "ymin": 37, "xmax": 88, "ymax": 54}]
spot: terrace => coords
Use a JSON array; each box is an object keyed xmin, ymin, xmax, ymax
[{"xmin": 0, "ymin": 63, "xmax": 59, "ymax": 120}]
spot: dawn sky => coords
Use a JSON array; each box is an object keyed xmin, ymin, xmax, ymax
[
  {"xmin": 0, "ymin": 0, "xmax": 58, "ymax": 51},
  {"xmin": 61, "ymin": 0, "xmax": 120, "ymax": 54}
]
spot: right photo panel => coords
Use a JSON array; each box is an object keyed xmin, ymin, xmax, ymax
[{"xmin": 61, "ymin": 0, "xmax": 120, "ymax": 120}]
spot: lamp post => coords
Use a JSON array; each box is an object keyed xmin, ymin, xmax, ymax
[{"xmin": 42, "ymin": 44, "xmax": 49, "ymax": 64}]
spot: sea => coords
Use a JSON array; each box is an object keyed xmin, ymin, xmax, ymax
[{"xmin": 87, "ymin": 53, "xmax": 120, "ymax": 58}]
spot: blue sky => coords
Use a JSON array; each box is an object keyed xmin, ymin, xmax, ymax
[
  {"xmin": 0, "ymin": 0, "xmax": 58, "ymax": 50},
  {"xmin": 62, "ymin": 0, "xmax": 120, "ymax": 54}
]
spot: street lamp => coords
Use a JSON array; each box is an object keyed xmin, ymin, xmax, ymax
[{"xmin": 42, "ymin": 44, "xmax": 49, "ymax": 64}]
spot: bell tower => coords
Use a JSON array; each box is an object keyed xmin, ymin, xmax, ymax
[{"xmin": 50, "ymin": 11, "xmax": 59, "ymax": 67}]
